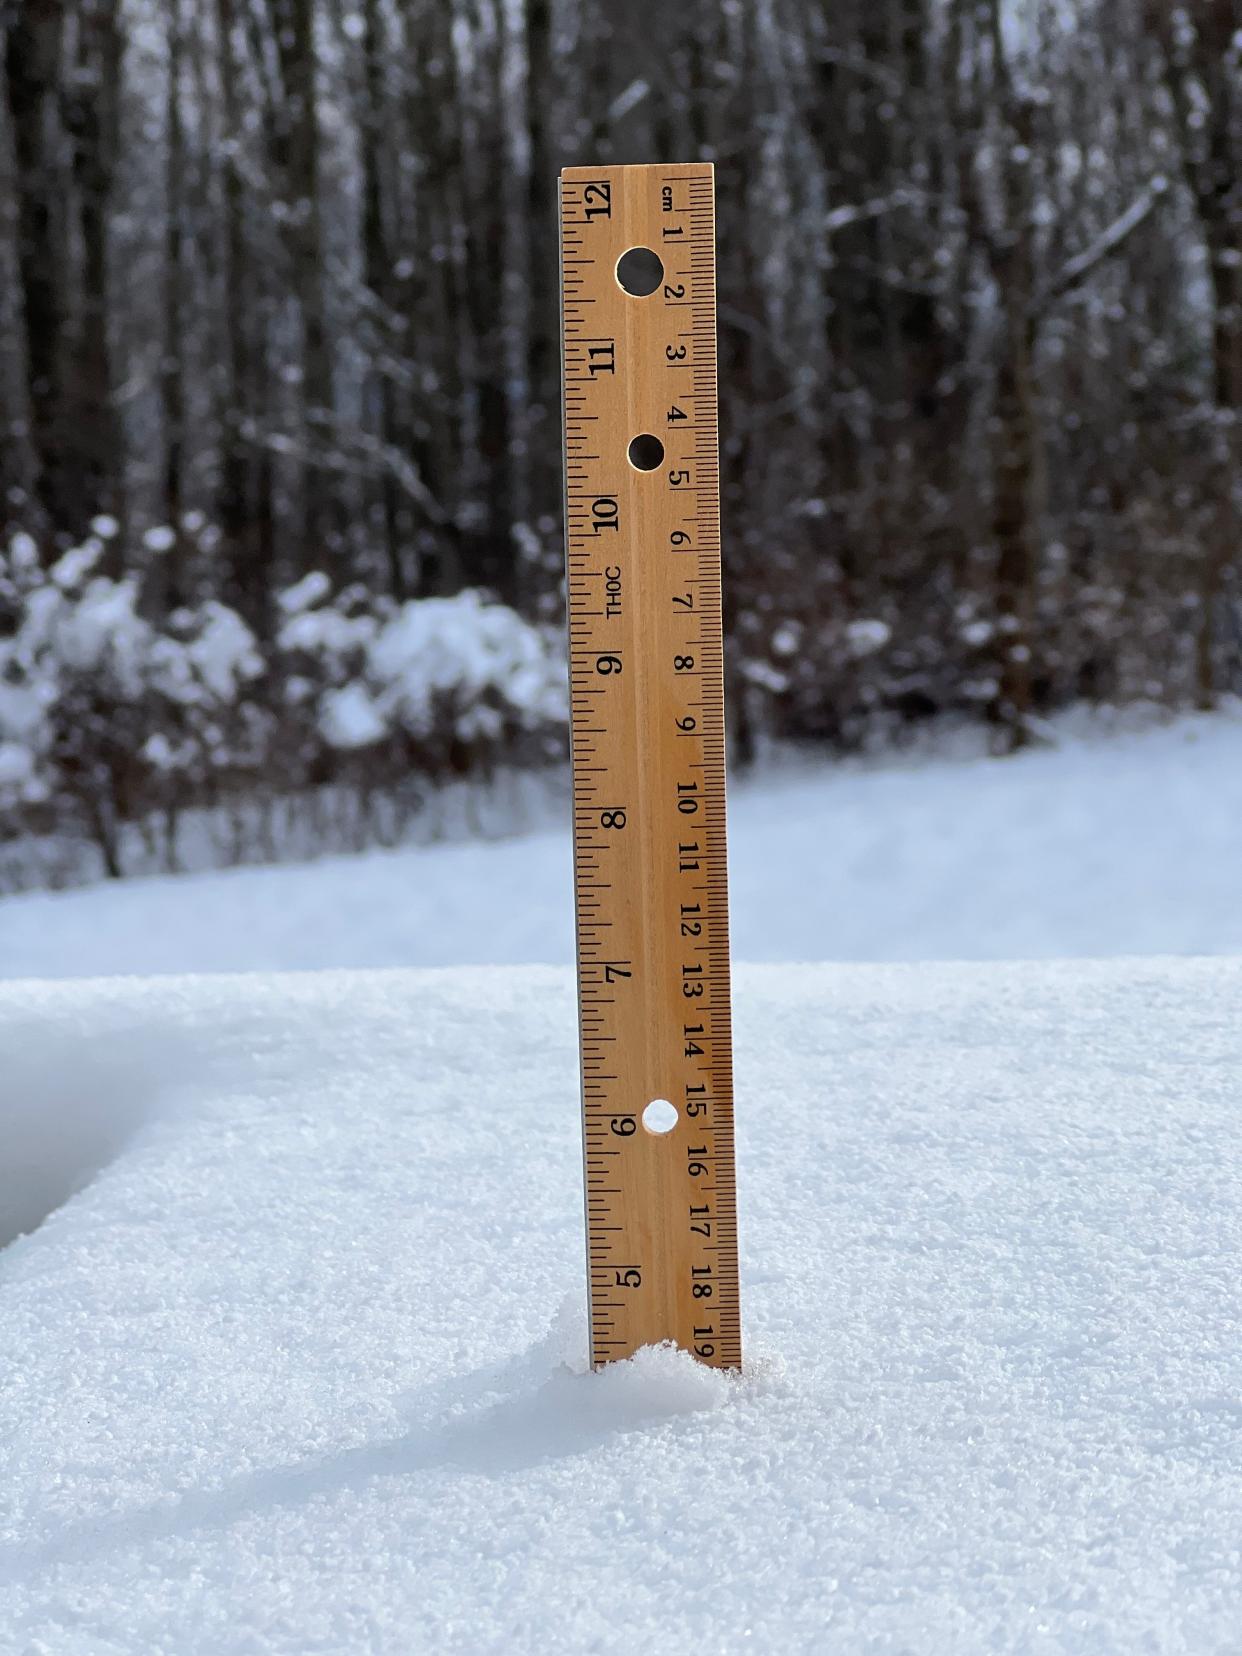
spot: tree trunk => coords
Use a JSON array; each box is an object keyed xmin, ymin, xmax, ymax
[
  {"xmin": 1147, "ymin": 0, "xmax": 1242, "ymax": 711},
  {"xmin": 990, "ymin": 308, "xmax": 1039, "ymax": 747},
  {"xmin": 273, "ymin": 0, "xmax": 336, "ymax": 571},
  {"xmin": 215, "ymin": 0, "xmax": 274, "ymax": 631},
  {"xmin": 64, "ymin": 0, "xmax": 122, "ymax": 560},
  {"xmin": 4, "ymin": 0, "xmax": 70, "ymax": 545},
  {"xmin": 156, "ymin": 0, "xmax": 187, "ymax": 609},
  {"xmin": 360, "ymin": 0, "xmax": 403, "ymax": 596}
]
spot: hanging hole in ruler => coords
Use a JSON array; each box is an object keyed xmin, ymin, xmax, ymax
[
  {"xmin": 642, "ymin": 1098, "xmax": 678, "ymax": 1136},
  {"xmin": 615, "ymin": 246, "xmax": 663, "ymax": 297},
  {"xmin": 628, "ymin": 433, "xmax": 665, "ymax": 471}
]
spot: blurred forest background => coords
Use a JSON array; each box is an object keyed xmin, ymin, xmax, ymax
[{"xmin": 0, "ymin": 0, "xmax": 1239, "ymax": 889}]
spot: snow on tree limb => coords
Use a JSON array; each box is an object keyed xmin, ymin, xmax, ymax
[{"xmin": 1041, "ymin": 180, "xmax": 1168, "ymax": 310}]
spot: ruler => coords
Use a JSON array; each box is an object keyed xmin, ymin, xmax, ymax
[{"xmin": 560, "ymin": 162, "xmax": 740, "ymax": 1371}]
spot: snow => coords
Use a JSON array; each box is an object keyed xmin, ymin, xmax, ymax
[
  {"xmin": 0, "ymin": 744, "xmax": 34, "ymax": 788},
  {"xmin": 276, "ymin": 599, "xmax": 376, "ymax": 657},
  {"xmin": 277, "ymin": 571, "xmax": 333, "ymax": 615},
  {"xmin": 6, "ymin": 533, "xmax": 37, "ymax": 573},
  {"xmin": 50, "ymin": 540, "xmax": 103, "ymax": 589},
  {"xmin": 0, "ymin": 541, "xmax": 564, "ymax": 841},
  {"xmin": 319, "ymin": 681, "xmax": 388, "ymax": 749},
  {"xmin": 152, "ymin": 602, "xmax": 263, "ymax": 707},
  {"xmin": 363, "ymin": 589, "xmax": 567, "ymax": 738},
  {"xmin": 2, "ymin": 958, "xmax": 1241, "ymax": 1652},
  {"xmin": 268, "ymin": 584, "xmax": 566, "ymax": 753},
  {"xmin": 845, "ymin": 616, "xmax": 891, "ymax": 655},
  {"xmin": 0, "ymin": 560, "xmax": 267, "ymax": 809},
  {"xmin": 30, "ymin": 573, "xmax": 149, "ymax": 690},
  {"xmin": 3, "ymin": 711, "xmax": 1241, "ymax": 979},
  {"xmin": 3, "ymin": 711, "xmax": 1241, "ymax": 1648}
]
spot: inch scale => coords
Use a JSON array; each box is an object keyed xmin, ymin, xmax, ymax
[{"xmin": 560, "ymin": 162, "xmax": 740, "ymax": 1371}]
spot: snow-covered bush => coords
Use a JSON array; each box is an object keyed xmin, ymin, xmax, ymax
[
  {"xmin": 0, "ymin": 537, "xmax": 568, "ymax": 883},
  {"xmin": 0, "ymin": 536, "xmax": 268, "ymax": 873},
  {"xmin": 277, "ymin": 580, "xmax": 567, "ymax": 780}
]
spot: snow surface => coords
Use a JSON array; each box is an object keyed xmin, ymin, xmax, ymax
[
  {"xmin": 3, "ymin": 710, "xmax": 1241, "ymax": 979},
  {"xmin": 3, "ymin": 960, "xmax": 1242, "ymax": 1653}
]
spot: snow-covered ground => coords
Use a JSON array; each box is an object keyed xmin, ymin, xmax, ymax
[
  {"xmin": 2, "ymin": 960, "xmax": 1241, "ymax": 1653},
  {"xmin": 4, "ymin": 712, "xmax": 1241, "ymax": 1650},
  {"xmin": 3, "ymin": 710, "xmax": 1242, "ymax": 978}
]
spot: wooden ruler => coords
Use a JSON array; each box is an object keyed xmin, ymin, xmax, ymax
[{"xmin": 560, "ymin": 162, "xmax": 740, "ymax": 1371}]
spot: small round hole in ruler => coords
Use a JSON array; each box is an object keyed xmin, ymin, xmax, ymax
[
  {"xmin": 642, "ymin": 1098, "xmax": 678, "ymax": 1135},
  {"xmin": 615, "ymin": 246, "xmax": 664, "ymax": 297},
  {"xmin": 628, "ymin": 433, "xmax": 665, "ymax": 471}
]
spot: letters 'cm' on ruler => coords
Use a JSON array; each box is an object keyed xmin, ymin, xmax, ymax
[{"xmin": 560, "ymin": 162, "xmax": 741, "ymax": 1371}]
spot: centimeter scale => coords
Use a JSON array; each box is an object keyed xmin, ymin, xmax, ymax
[{"xmin": 559, "ymin": 162, "xmax": 741, "ymax": 1371}]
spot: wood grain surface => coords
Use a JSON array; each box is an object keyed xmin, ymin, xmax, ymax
[{"xmin": 560, "ymin": 163, "xmax": 740, "ymax": 1370}]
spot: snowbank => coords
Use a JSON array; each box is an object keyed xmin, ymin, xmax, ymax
[{"xmin": 2, "ymin": 960, "xmax": 1241, "ymax": 1652}]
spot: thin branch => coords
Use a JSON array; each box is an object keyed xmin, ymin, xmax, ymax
[
  {"xmin": 1041, "ymin": 180, "xmax": 1166, "ymax": 310},
  {"xmin": 984, "ymin": 0, "xmax": 1015, "ymax": 105},
  {"xmin": 812, "ymin": 47, "xmax": 902, "ymax": 94},
  {"xmin": 823, "ymin": 189, "xmax": 914, "ymax": 234},
  {"xmin": 241, "ymin": 421, "xmax": 453, "ymax": 528},
  {"xmin": 606, "ymin": 77, "xmax": 649, "ymax": 123}
]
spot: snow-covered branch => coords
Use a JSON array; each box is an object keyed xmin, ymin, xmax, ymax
[
  {"xmin": 823, "ymin": 190, "xmax": 914, "ymax": 235},
  {"xmin": 1041, "ymin": 180, "xmax": 1168, "ymax": 309}
]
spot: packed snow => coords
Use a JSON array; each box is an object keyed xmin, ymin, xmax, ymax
[
  {"xmin": 3, "ymin": 709, "xmax": 1241, "ymax": 978},
  {"xmin": 2, "ymin": 960, "xmax": 1241, "ymax": 1653}
]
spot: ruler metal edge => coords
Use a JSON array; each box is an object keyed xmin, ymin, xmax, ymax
[{"xmin": 559, "ymin": 162, "xmax": 741, "ymax": 1371}]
